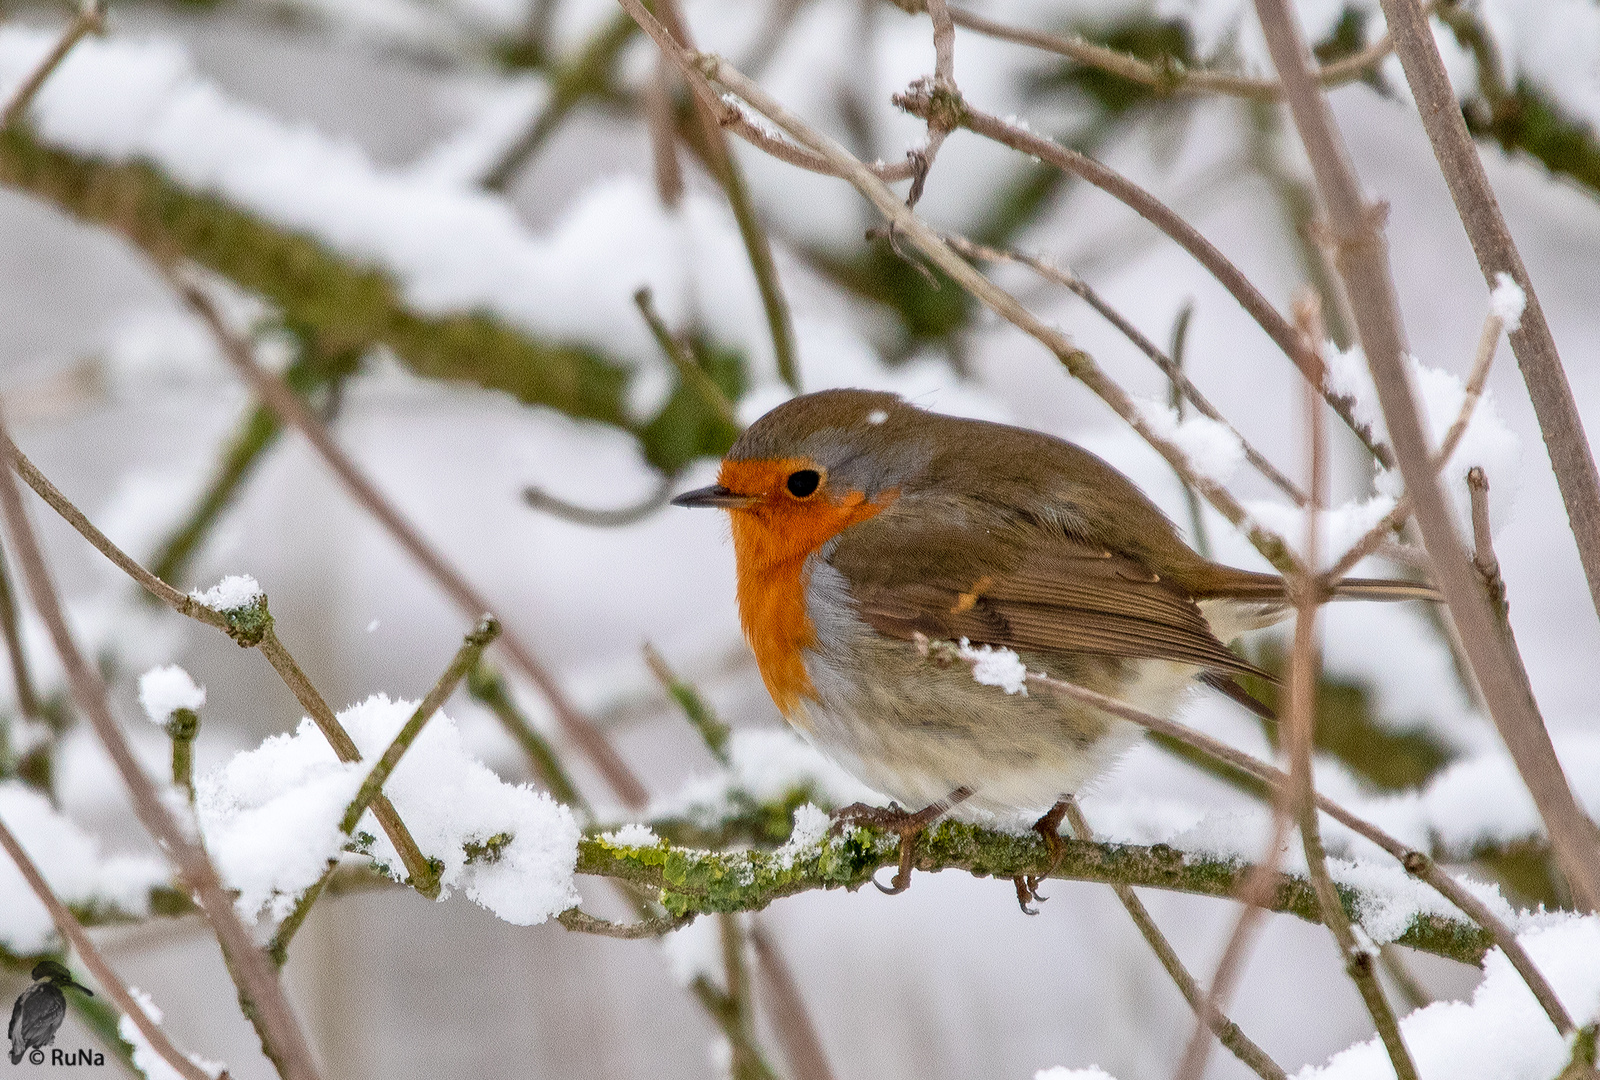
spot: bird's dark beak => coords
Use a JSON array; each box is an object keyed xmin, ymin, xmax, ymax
[{"xmin": 671, "ymin": 484, "xmax": 757, "ymax": 509}]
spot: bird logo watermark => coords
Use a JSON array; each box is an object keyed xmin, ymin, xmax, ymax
[{"xmin": 8, "ymin": 961, "xmax": 102, "ymax": 1068}]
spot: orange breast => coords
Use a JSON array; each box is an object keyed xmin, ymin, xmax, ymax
[{"xmin": 721, "ymin": 459, "xmax": 893, "ymax": 715}]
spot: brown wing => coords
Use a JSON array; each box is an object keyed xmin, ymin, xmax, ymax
[{"xmin": 831, "ymin": 516, "xmax": 1265, "ymax": 678}]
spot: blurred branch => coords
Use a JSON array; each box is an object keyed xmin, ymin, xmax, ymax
[
  {"xmin": 482, "ymin": 12, "xmax": 638, "ymax": 191},
  {"xmin": 939, "ymin": 231, "xmax": 1306, "ymax": 506},
  {"xmin": 1255, "ymin": 0, "xmax": 1600, "ymax": 910},
  {"xmin": 467, "ymin": 661, "xmax": 590, "ymax": 811},
  {"xmin": 0, "ymin": 0, "xmax": 104, "ymax": 131},
  {"xmin": 749, "ymin": 921, "xmax": 838, "ymax": 1080},
  {"xmin": 1381, "ymin": 0, "xmax": 1600, "ymax": 629},
  {"xmin": 169, "ymin": 270, "xmax": 652, "ymax": 810},
  {"xmin": 523, "ymin": 475, "xmax": 673, "ymax": 528},
  {"xmin": 643, "ymin": 642, "xmax": 732, "ymax": 765},
  {"xmin": 0, "ymin": 536, "xmax": 40, "ymax": 720},
  {"xmin": 715, "ymin": 915, "xmax": 779, "ymax": 1080},
  {"xmin": 0, "ymin": 816, "xmax": 222, "ymax": 1080},
  {"xmin": 1168, "ymin": 303, "xmax": 1215, "ymax": 557},
  {"xmin": 0, "ymin": 414, "xmax": 322, "ymax": 1080},
  {"xmin": 555, "ymin": 907, "xmax": 695, "ymax": 938},
  {"xmin": 634, "ymin": 287, "xmax": 741, "ymax": 429},
  {"xmin": 1062, "ymin": 800, "xmax": 1287, "ymax": 1080},
  {"xmin": 887, "ymin": 0, "xmax": 1408, "ymax": 103}
]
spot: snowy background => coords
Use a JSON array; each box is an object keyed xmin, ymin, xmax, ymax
[{"xmin": 1, "ymin": 0, "xmax": 1599, "ymax": 1076}]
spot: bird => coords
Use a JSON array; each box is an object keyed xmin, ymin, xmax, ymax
[
  {"xmin": 9, "ymin": 959, "xmax": 93, "ymax": 1064},
  {"xmin": 672, "ymin": 388, "xmax": 1436, "ymax": 905}
]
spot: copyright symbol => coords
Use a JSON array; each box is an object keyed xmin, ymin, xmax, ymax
[{"xmin": 28, "ymin": 1048, "xmax": 44, "ymax": 1065}]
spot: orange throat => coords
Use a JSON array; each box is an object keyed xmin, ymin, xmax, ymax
[{"xmin": 720, "ymin": 459, "xmax": 892, "ymax": 716}]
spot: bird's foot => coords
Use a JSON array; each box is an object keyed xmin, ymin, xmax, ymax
[
  {"xmin": 1013, "ymin": 797, "xmax": 1072, "ymax": 915},
  {"xmin": 830, "ymin": 788, "xmax": 973, "ymax": 895}
]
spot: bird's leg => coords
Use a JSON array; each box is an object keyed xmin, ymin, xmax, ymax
[
  {"xmin": 830, "ymin": 786, "xmax": 973, "ymax": 895},
  {"xmin": 1013, "ymin": 796, "xmax": 1072, "ymax": 915}
]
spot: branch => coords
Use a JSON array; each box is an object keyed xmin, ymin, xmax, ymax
[
  {"xmin": 0, "ymin": 2, "xmax": 104, "ymax": 131},
  {"xmin": 0, "ymin": 413, "xmax": 322, "ymax": 1080},
  {"xmin": 1252, "ymin": 0, "xmax": 1600, "ymax": 910},
  {"xmin": 573, "ymin": 827, "xmax": 1491, "ymax": 964},
  {"xmin": 749, "ymin": 922, "xmax": 838, "ymax": 1080},
  {"xmin": 1061, "ymin": 800, "xmax": 1287, "ymax": 1080},
  {"xmin": 169, "ymin": 271, "xmax": 651, "ymax": 810},
  {"xmin": 1378, "ymin": 0, "xmax": 1600, "ymax": 627},
  {"xmin": 0, "ymin": 816, "xmax": 223, "ymax": 1080}
]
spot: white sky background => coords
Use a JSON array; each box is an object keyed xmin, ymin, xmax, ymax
[{"xmin": 1, "ymin": 0, "xmax": 1599, "ymax": 1077}]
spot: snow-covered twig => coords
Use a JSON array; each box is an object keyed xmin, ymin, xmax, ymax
[
  {"xmin": 1379, "ymin": 0, "xmax": 1600, "ymax": 629},
  {"xmin": 938, "ymin": 230, "xmax": 1307, "ymax": 506},
  {"xmin": 623, "ymin": 23, "xmax": 1305, "ymax": 574},
  {"xmin": 1253, "ymin": 0, "xmax": 1600, "ymax": 912},
  {"xmin": 170, "ymin": 271, "xmax": 651, "ymax": 810},
  {"xmin": 0, "ymin": 816, "xmax": 224, "ymax": 1080},
  {"xmin": 341, "ymin": 617, "xmax": 501, "ymax": 848},
  {"xmin": 0, "ymin": 416, "xmax": 322, "ymax": 1080},
  {"xmin": 896, "ymin": 92, "xmax": 1397, "ymax": 474}
]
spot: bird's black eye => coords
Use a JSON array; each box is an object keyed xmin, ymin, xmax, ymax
[{"xmin": 786, "ymin": 469, "xmax": 821, "ymax": 498}]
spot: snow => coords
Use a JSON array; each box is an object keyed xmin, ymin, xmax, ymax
[
  {"xmin": 0, "ymin": 783, "xmax": 169, "ymax": 955},
  {"xmin": 195, "ymin": 694, "xmax": 580, "ymax": 924},
  {"xmin": 1035, "ymin": 1068, "xmax": 1119, "ymax": 1080},
  {"xmin": 773, "ymin": 802, "xmax": 832, "ymax": 867},
  {"xmin": 1296, "ymin": 916, "xmax": 1600, "ymax": 1080},
  {"xmin": 118, "ymin": 989, "xmax": 227, "ymax": 1080},
  {"xmin": 661, "ymin": 915, "xmax": 722, "ymax": 989},
  {"xmin": 602, "ymin": 822, "xmax": 660, "ymax": 848},
  {"xmin": 1490, "ymin": 271, "xmax": 1527, "ymax": 334},
  {"xmin": 649, "ymin": 729, "xmax": 883, "ymax": 827},
  {"xmin": 186, "ymin": 574, "xmax": 263, "ymax": 613},
  {"xmin": 958, "ymin": 640, "xmax": 1031, "ymax": 696},
  {"xmin": 137, "ymin": 665, "xmax": 206, "ymax": 724},
  {"xmin": 1131, "ymin": 396, "xmax": 1246, "ymax": 484}
]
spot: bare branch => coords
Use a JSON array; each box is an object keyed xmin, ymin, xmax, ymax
[
  {"xmin": 1061, "ymin": 800, "xmax": 1287, "ymax": 1080},
  {"xmin": 749, "ymin": 922, "xmax": 839, "ymax": 1080},
  {"xmin": 1378, "ymin": 0, "xmax": 1600, "ymax": 627},
  {"xmin": 0, "ymin": 412, "xmax": 322, "ymax": 1080},
  {"xmin": 634, "ymin": 286, "xmax": 740, "ymax": 428},
  {"xmin": 1252, "ymin": 0, "xmax": 1600, "ymax": 910},
  {"xmin": 168, "ymin": 269, "xmax": 651, "ymax": 809},
  {"xmin": 556, "ymin": 907, "xmax": 695, "ymax": 938},
  {"xmin": 523, "ymin": 475, "xmax": 673, "ymax": 528},
  {"xmin": 0, "ymin": 2, "xmax": 104, "ymax": 131},
  {"xmin": 0, "ymin": 817, "xmax": 224, "ymax": 1080}
]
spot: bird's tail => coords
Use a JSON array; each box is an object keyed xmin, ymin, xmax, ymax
[{"xmin": 1189, "ymin": 567, "xmax": 1439, "ymax": 604}]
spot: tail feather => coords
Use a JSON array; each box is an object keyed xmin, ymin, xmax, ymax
[{"xmin": 1187, "ymin": 567, "xmax": 1440, "ymax": 603}]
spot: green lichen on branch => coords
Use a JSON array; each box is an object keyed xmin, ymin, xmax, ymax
[
  {"xmin": 576, "ymin": 821, "xmax": 1493, "ymax": 964},
  {"xmin": 0, "ymin": 127, "xmax": 738, "ymax": 473}
]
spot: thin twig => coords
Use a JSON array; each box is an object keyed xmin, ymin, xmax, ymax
[
  {"xmin": 749, "ymin": 921, "xmax": 838, "ymax": 1080},
  {"xmin": 0, "ymin": 412, "xmax": 322, "ymax": 1080},
  {"xmin": 1379, "ymin": 0, "xmax": 1600, "ymax": 628},
  {"xmin": 1285, "ymin": 313, "xmax": 1420, "ymax": 1080},
  {"xmin": 524, "ymin": 475, "xmax": 674, "ymax": 528},
  {"xmin": 0, "ymin": 816, "xmax": 224, "ymax": 1080},
  {"xmin": 719, "ymin": 914, "xmax": 774, "ymax": 1080},
  {"xmin": 615, "ymin": 14, "xmax": 1304, "ymax": 574},
  {"xmin": 1061, "ymin": 800, "xmax": 1287, "ymax": 1080},
  {"xmin": 633, "ymin": 287, "xmax": 740, "ymax": 428},
  {"xmin": 256, "ymin": 628, "xmax": 439, "ymax": 896},
  {"xmin": 652, "ymin": 0, "xmax": 802, "ymax": 392},
  {"xmin": 556, "ymin": 907, "xmax": 695, "ymax": 938},
  {"xmin": 940, "ymin": 231, "xmax": 1306, "ymax": 505},
  {"xmin": 919, "ymin": 1, "xmax": 1410, "ymax": 103},
  {"xmin": 466, "ymin": 660, "xmax": 589, "ymax": 812},
  {"xmin": 646, "ymin": 54, "xmax": 686, "ymax": 207},
  {"xmin": 341, "ymin": 617, "xmax": 500, "ymax": 836},
  {"xmin": 643, "ymin": 642, "xmax": 731, "ymax": 765},
  {"xmin": 169, "ymin": 269, "xmax": 650, "ymax": 810},
  {"xmin": 1253, "ymin": 0, "xmax": 1600, "ymax": 909},
  {"xmin": 0, "ymin": 1, "xmax": 104, "ymax": 131},
  {"xmin": 902, "ymin": 95, "xmax": 1395, "ymax": 471},
  {"xmin": 266, "ymin": 860, "xmax": 338, "ymax": 967},
  {"xmin": 1322, "ymin": 303, "xmax": 1504, "ymax": 583},
  {"xmin": 0, "ymin": 537, "xmax": 40, "ymax": 719}
]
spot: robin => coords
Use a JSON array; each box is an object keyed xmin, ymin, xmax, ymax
[{"xmin": 672, "ymin": 388, "xmax": 1434, "ymax": 905}]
